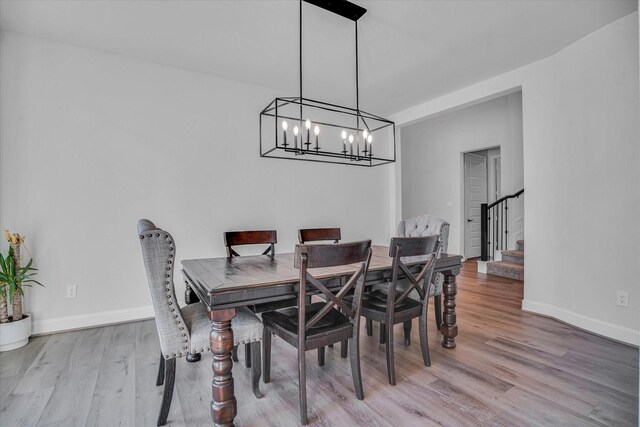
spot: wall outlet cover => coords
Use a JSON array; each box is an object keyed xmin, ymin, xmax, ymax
[
  {"xmin": 65, "ymin": 285, "xmax": 77, "ymax": 299},
  {"xmin": 616, "ymin": 291, "xmax": 628, "ymax": 307}
]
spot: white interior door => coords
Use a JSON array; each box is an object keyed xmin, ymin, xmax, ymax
[{"xmin": 464, "ymin": 153, "xmax": 487, "ymax": 258}]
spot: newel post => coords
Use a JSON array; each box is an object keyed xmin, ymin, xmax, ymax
[{"xmin": 480, "ymin": 203, "xmax": 488, "ymax": 261}]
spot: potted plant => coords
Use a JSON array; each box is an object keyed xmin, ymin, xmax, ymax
[{"xmin": 0, "ymin": 231, "xmax": 43, "ymax": 351}]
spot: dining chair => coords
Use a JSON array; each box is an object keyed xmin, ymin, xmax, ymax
[
  {"xmin": 138, "ymin": 219, "xmax": 264, "ymax": 426},
  {"xmin": 262, "ymin": 241, "xmax": 372, "ymax": 425},
  {"xmin": 298, "ymin": 227, "xmax": 341, "ymax": 244},
  {"xmin": 397, "ymin": 215, "xmax": 449, "ymax": 332},
  {"xmin": 224, "ymin": 230, "xmax": 277, "ymax": 257},
  {"xmin": 358, "ymin": 236, "xmax": 441, "ymax": 385},
  {"xmin": 223, "ymin": 229, "xmax": 278, "ymax": 367},
  {"xmin": 298, "ymin": 227, "xmax": 347, "ymax": 357}
]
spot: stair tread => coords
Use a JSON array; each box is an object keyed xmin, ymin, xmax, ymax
[
  {"xmin": 502, "ymin": 250, "xmax": 524, "ymax": 257},
  {"xmin": 487, "ymin": 261, "xmax": 524, "ymax": 271}
]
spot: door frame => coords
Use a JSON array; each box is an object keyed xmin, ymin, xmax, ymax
[
  {"xmin": 460, "ymin": 146, "xmax": 500, "ymax": 260},
  {"xmin": 463, "ymin": 152, "xmax": 487, "ymax": 259}
]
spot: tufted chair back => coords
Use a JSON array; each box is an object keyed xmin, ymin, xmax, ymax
[
  {"xmin": 138, "ymin": 219, "xmax": 189, "ymax": 359},
  {"xmin": 397, "ymin": 215, "xmax": 449, "ymax": 254}
]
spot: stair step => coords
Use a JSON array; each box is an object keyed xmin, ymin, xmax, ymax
[
  {"xmin": 487, "ymin": 261, "xmax": 524, "ymax": 281},
  {"xmin": 516, "ymin": 240, "xmax": 525, "ymax": 251},
  {"xmin": 501, "ymin": 250, "xmax": 524, "ymax": 265}
]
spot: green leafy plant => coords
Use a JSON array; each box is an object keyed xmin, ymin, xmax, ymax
[{"xmin": 0, "ymin": 247, "xmax": 43, "ymax": 323}]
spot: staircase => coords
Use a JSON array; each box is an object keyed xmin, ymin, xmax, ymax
[{"xmin": 486, "ymin": 240, "xmax": 524, "ymax": 281}]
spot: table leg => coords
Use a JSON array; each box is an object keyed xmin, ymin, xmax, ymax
[
  {"xmin": 209, "ymin": 308, "xmax": 237, "ymax": 427},
  {"xmin": 440, "ymin": 269, "xmax": 459, "ymax": 349}
]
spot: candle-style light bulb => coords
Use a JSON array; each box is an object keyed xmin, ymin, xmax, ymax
[
  {"xmin": 305, "ymin": 119, "xmax": 311, "ymax": 147},
  {"xmin": 348, "ymin": 134, "xmax": 354, "ymax": 143},
  {"xmin": 293, "ymin": 125, "xmax": 299, "ymax": 150},
  {"xmin": 363, "ymin": 129, "xmax": 369, "ymax": 139},
  {"xmin": 282, "ymin": 120, "xmax": 288, "ymax": 146},
  {"xmin": 341, "ymin": 130, "xmax": 347, "ymax": 154},
  {"xmin": 313, "ymin": 125, "xmax": 320, "ymax": 150},
  {"xmin": 367, "ymin": 134, "xmax": 373, "ymax": 157},
  {"xmin": 348, "ymin": 134, "xmax": 354, "ymax": 157},
  {"xmin": 293, "ymin": 126, "xmax": 299, "ymax": 135}
]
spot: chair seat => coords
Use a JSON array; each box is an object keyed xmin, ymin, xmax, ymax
[
  {"xmin": 262, "ymin": 302, "xmax": 352, "ymax": 346},
  {"xmin": 182, "ymin": 303, "xmax": 263, "ymax": 354},
  {"xmin": 357, "ymin": 292, "xmax": 422, "ymax": 324}
]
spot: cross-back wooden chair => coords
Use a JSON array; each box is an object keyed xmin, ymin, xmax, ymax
[
  {"xmin": 298, "ymin": 227, "xmax": 341, "ymax": 244},
  {"xmin": 298, "ymin": 227, "xmax": 346, "ymax": 355},
  {"xmin": 223, "ymin": 230, "xmax": 277, "ymax": 367},
  {"xmin": 358, "ymin": 236, "xmax": 441, "ymax": 385},
  {"xmin": 224, "ymin": 230, "xmax": 277, "ymax": 257},
  {"xmin": 262, "ymin": 240, "xmax": 372, "ymax": 425}
]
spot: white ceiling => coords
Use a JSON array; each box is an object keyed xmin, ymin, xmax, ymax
[{"xmin": 1, "ymin": 0, "xmax": 636, "ymax": 115}]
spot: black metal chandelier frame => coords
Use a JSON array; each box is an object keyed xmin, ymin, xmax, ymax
[{"xmin": 259, "ymin": 0, "xmax": 396, "ymax": 167}]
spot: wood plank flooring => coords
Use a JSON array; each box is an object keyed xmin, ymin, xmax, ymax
[{"xmin": 1, "ymin": 260, "xmax": 637, "ymax": 426}]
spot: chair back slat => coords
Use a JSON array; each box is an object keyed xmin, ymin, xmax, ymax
[
  {"xmin": 388, "ymin": 236, "xmax": 438, "ymax": 258},
  {"xmin": 224, "ymin": 230, "xmax": 277, "ymax": 257},
  {"xmin": 298, "ymin": 228, "xmax": 341, "ymax": 244},
  {"xmin": 295, "ymin": 241, "xmax": 372, "ymax": 333},
  {"xmin": 294, "ymin": 240, "xmax": 369, "ymax": 269}
]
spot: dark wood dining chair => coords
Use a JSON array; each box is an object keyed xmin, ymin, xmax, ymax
[
  {"xmin": 223, "ymin": 230, "xmax": 277, "ymax": 367},
  {"xmin": 358, "ymin": 236, "xmax": 440, "ymax": 385},
  {"xmin": 262, "ymin": 241, "xmax": 372, "ymax": 425},
  {"xmin": 298, "ymin": 227, "xmax": 341, "ymax": 244},
  {"xmin": 298, "ymin": 227, "xmax": 346, "ymax": 356},
  {"xmin": 224, "ymin": 229, "xmax": 277, "ymax": 257}
]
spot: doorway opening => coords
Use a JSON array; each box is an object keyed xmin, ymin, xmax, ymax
[{"xmin": 463, "ymin": 147, "xmax": 501, "ymax": 259}]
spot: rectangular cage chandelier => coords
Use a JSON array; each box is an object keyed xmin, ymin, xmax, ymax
[{"xmin": 259, "ymin": 0, "xmax": 396, "ymax": 167}]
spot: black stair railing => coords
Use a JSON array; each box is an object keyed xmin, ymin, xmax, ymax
[{"xmin": 480, "ymin": 188, "xmax": 524, "ymax": 261}]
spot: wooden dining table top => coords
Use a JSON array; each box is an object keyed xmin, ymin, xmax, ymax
[{"xmin": 182, "ymin": 245, "xmax": 462, "ymax": 302}]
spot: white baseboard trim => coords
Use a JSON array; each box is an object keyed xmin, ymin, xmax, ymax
[
  {"xmin": 32, "ymin": 305, "xmax": 154, "ymax": 335},
  {"xmin": 522, "ymin": 299, "xmax": 639, "ymax": 346}
]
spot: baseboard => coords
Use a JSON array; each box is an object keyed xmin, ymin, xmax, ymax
[
  {"xmin": 522, "ymin": 299, "xmax": 639, "ymax": 346},
  {"xmin": 32, "ymin": 305, "xmax": 154, "ymax": 335}
]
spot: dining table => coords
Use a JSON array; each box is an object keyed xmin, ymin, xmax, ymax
[{"xmin": 181, "ymin": 245, "xmax": 462, "ymax": 427}]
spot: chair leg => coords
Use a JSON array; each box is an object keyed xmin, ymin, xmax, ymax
[
  {"xmin": 340, "ymin": 340, "xmax": 348, "ymax": 358},
  {"xmin": 250, "ymin": 341, "xmax": 262, "ymax": 398},
  {"xmin": 298, "ymin": 347, "xmax": 308, "ymax": 425},
  {"xmin": 349, "ymin": 332, "xmax": 364, "ymax": 400},
  {"xmin": 419, "ymin": 302, "xmax": 432, "ymax": 367},
  {"xmin": 366, "ymin": 318, "xmax": 373, "ymax": 336},
  {"xmin": 156, "ymin": 352, "xmax": 165, "ymax": 386},
  {"xmin": 232, "ymin": 345, "xmax": 239, "ymax": 362},
  {"xmin": 262, "ymin": 329, "xmax": 271, "ymax": 383},
  {"xmin": 245, "ymin": 342, "xmax": 252, "ymax": 368},
  {"xmin": 379, "ymin": 323, "xmax": 386, "ymax": 344},
  {"xmin": 434, "ymin": 294, "xmax": 442, "ymax": 333},
  {"xmin": 403, "ymin": 320, "xmax": 412, "ymax": 346},
  {"xmin": 385, "ymin": 322, "xmax": 396, "ymax": 385},
  {"xmin": 317, "ymin": 347, "xmax": 325, "ymax": 366},
  {"xmin": 157, "ymin": 358, "xmax": 175, "ymax": 426}
]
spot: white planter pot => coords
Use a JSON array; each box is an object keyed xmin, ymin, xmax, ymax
[{"xmin": 0, "ymin": 314, "xmax": 32, "ymax": 352}]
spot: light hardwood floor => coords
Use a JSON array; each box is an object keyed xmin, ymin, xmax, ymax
[{"xmin": 1, "ymin": 260, "xmax": 638, "ymax": 426}]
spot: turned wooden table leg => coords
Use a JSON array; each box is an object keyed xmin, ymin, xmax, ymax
[
  {"xmin": 440, "ymin": 269, "xmax": 459, "ymax": 349},
  {"xmin": 209, "ymin": 308, "xmax": 237, "ymax": 427}
]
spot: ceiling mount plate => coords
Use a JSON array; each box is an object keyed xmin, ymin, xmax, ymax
[{"xmin": 303, "ymin": 0, "xmax": 367, "ymax": 21}]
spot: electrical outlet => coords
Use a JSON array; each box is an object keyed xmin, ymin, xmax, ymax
[
  {"xmin": 616, "ymin": 291, "xmax": 628, "ymax": 307},
  {"xmin": 65, "ymin": 285, "xmax": 77, "ymax": 299}
]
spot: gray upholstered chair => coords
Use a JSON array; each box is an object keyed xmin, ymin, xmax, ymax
[
  {"xmin": 137, "ymin": 219, "xmax": 263, "ymax": 426},
  {"xmin": 397, "ymin": 215, "xmax": 450, "ymax": 333}
]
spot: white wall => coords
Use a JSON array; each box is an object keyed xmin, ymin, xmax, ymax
[
  {"xmin": 400, "ymin": 92, "xmax": 524, "ymax": 256},
  {"xmin": 392, "ymin": 13, "xmax": 640, "ymax": 345},
  {"xmin": 0, "ymin": 32, "xmax": 392, "ymax": 334}
]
